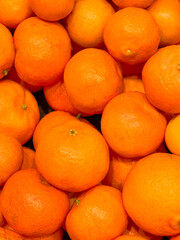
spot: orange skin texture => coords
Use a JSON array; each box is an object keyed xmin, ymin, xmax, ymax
[
  {"xmin": 35, "ymin": 120, "xmax": 110, "ymax": 192},
  {"xmin": 65, "ymin": 0, "xmax": 115, "ymax": 48},
  {"xmin": 112, "ymin": 0, "xmax": 154, "ymax": 8},
  {"xmin": 122, "ymin": 152, "xmax": 180, "ymax": 236},
  {"xmin": 0, "ymin": 0, "xmax": 33, "ymax": 29},
  {"xmin": 43, "ymin": 80, "xmax": 80, "ymax": 116},
  {"xmin": 123, "ymin": 75, "xmax": 145, "ymax": 93},
  {"xmin": 0, "ymin": 23, "xmax": 15, "ymax": 79},
  {"xmin": 103, "ymin": 7, "xmax": 160, "ymax": 65},
  {"xmin": 114, "ymin": 236, "xmax": 147, "ymax": 240},
  {"xmin": 66, "ymin": 185, "xmax": 128, "ymax": 240},
  {"xmin": 1, "ymin": 169, "xmax": 70, "ymax": 237},
  {"xmin": 64, "ymin": 48, "xmax": 124, "ymax": 115},
  {"xmin": 148, "ymin": 0, "xmax": 180, "ymax": 47},
  {"xmin": 142, "ymin": 45, "xmax": 180, "ymax": 114},
  {"xmin": 21, "ymin": 147, "xmax": 36, "ymax": 170},
  {"xmin": 0, "ymin": 133, "xmax": 23, "ymax": 186},
  {"xmin": 30, "ymin": 0, "xmax": 75, "ymax": 21},
  {"xmin": 101, "ymin": 91, "xmax": 167, "ymax": 158},
  {"xmin": 33, "ymin": 110, "xmax": 76, "ymax": 149},
  {"xmin": 120, "ymin": 61, "xmax": 145, "ymax": 77},
  {"xmin": 0, "ymin": 80, "xmax": 40, "ymax": 145},
  {"xmin": 102, "ymin": 150, "xmax": 137, "ymax": 191},
  {"xmin": 14, "ymin": 17, "xmax": 71, "ymax": 87}
]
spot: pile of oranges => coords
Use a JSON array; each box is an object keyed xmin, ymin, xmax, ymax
[{"xmin": 1, "ymin": 0, "xmax": 180, "ymax": 239}]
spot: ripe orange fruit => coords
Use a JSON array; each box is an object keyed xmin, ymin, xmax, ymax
[
  {"xmin": 142, "ymin": 45, "xmax": 180, "ymax": 113},
  {"xmin": 103, "ymin": 7, "xmax": 160, "ymax": 65},
  {"xmin": 101, "ymin": 91, "xmax": 167, "ymax": 158},
  {"xmin": 14, "ymin": 17, "xmax": 71, "ymax": 86},
  {"xmin": 35, "ymin": 120, "xmax": 110, "ymax": 192},
  {"xmin": 123, "ymin": 75, "xmax": 145, "ymax": 93},
  {"xmin": 114, "ymin": 236, "xmax": 147, "ymax": 240},
  {"xmin": 64, "ymin": 48, "xmax": 123, "ymax": 115},
  {"xmin": 0, "ymin": 80, "xmax": 40, "ymax": 144},
  {"xmin": 66, "ymin": 185, "xmax": 128, "ymax": 240},
  {"xmin": 111, "ymin": 0, "xmax": 154, "ymax": 8},
  {"xmin": 1, "ymin": 169, "xmax": 70, "ymax": 237},
  {"xmin": 122, "ymin": 152, "xmax": 180, "ymax": 236},
  {"xmin": 30, "ymin": 0, "xmax": 75, "ymax": 21},
  {"xmin": 43, "ymin": 80, "xmax": 79, "ymax": 116},
  {"xmin": 148, "ymin": 0, "xmax": 180, "ymax": 47},
  {"xmin": 0, "ymin": 23, "xmax": 15, "ymax": 79},
  {"xmin": 65, "ymin": 0, "xmax": 115, "ymax": 48},
  {"xmin": 0, "ymin": 133, "xmax": 23, "ymax": 186},
  {"xmin": 33, "ymin": 110, "xmax": 76, "ymax": 149},
  {"xmin": 0, "ymin": 0, "xmax": 33, "ymax": 29},
  {"xmin": 21, "ymin": 147, "xmax": 36, "ymax": 170}
]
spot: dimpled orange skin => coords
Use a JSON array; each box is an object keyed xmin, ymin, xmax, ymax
[
  {"xmin": 122, "ymin": 153, "xmax": 180, "ymax": 236},
  {"xmin": 142, "ymin": 45, "xmax": 180, "ymax": 114},
  {"xmin": 103, "ymin": 7, "xmax": 160, "ymax": 65},
  {"xmin": 64, "ymin": 48, "xmax": 124, "ymax": 115},
  {"xmin": 14, "ymin": 17, "xmax": 71, "ymax": 87},
  {"xmin": 0, "ymin": 80, "xmax": 40, "ymax": 145},
  {"xmin": 35, "ymin": 120, "xmax": 110, "ymax": 192},
  {"xmin": 0, "ymin": 23, "xmax": 15, "ymax": 79},
  {"xmin": 101, "ymin": 91, "xmax": 167, "ymax": 158},
  {"xmin": 1, "ymin": 169, "xmax": 70, "ymax": 237},
  {"xmin": 66, "ymin": 185, "xmax": 128, "ymax": 240},
  {"xmin": 148, "ymin": 0, "xmax": 180, "ymax": 47},
  {"xmin": 112, "ymin": 0, "xmax": 154, "ymax": 8}
]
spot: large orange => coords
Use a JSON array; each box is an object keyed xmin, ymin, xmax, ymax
[
  {"xmin": 1, "ymin": 169, "xmax": 69, "ymax": 237},
  {"xmin": 0, "ymin": 80, "xmax": 40, "ymax": 145},
  {"xmin": 66, "ymin": 185, "xmax": 128, "ymax": 240},
  {"xmin": 64, "ymin": 48, "xmax": 123, "ymax": 115},
  {"xmin": 148, "ymin": 0, "xmax": 180, "ymax": 47},
  {"xmin": 122, "ymin": 152, "xmax": 180, "ymax": 236},
  {"xmin": 111, "ymin": 0, "xmax": 154, "ymax": 8},
  {"xmin": 142, "ymin": 45, "xmax": 180, "ymax": 113},
  {"xmin": 14, "ymin": 17, "xmax": 71, "ymax": 86},
  {"xmin": 103, "ymin": 7, "xmax": 160, "ymax": 65},
  {"xmin": 101, "ymin": 91, "xmax": 167, "ymax": 158},
  {"xmin": 35, "ymin": 120, "xmax": 110, "ymax": 192}
]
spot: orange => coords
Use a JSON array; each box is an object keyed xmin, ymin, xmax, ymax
[
  {"xmin": 43, "ymin": 79, "xmax": 79, "ymax": 116},
  {"xmin": 65, "ymin": 0, "xmax": 115, "ymax": 48},
  {"xmin": 122, "ymin": 152, "xmax": 180, "ymax": 236},
  {"xmin": 0, "ymin": 80, "xmax": 40, "ymax": 145},
  {"xmin": 111, "ymin": 0, "xmax": 154, "ymax": 8},
  {"xmin": 165, "ymin": 114, "xmax": 180, "ymax": 155},
  {"xmin": 148, "ymin": 0, "xmax": 180, "ymax": 47},
  {"xmin": 120, "ymin": 61, "xmax": 145, "ymax": 77},
  {"xmin": 14, "ymin": 17, "xmax": 71, "ymax": 87},
  {"xmin": 1, "ymin": 169, "xmax": 69, "ymax": 237},
  {"xmin": 0, "ymin": 23, "xmax": 15, "ymax": 79},
  {"xmin": 102, "ymin": 150, "xmax": 137, "ymax": 191},
  {"xmin": 64, "ymin": 48, "xmax": 124, "ymax": 115},
  {"xmin": 103, "ymin": 7, "xmax": 160, "ymax": 65},
  {"xmin": 123, "ymin": 75, "xmax": 145, "ymax": 93},
  {"xmin": 30, "ymin": 0, "xmax": 75, "ymax": 21},
  {"xmin": 142, "ymin": 45, "xmax": 180, "ymax": 113},
  {"xmin": 114, "ymin": 236, "xmax": 147, "ymax": 240},
  {"xmin": 33, "ymin": 110, "xmax": 76, "ymax": 149},
  {"xmin": 21, "ymin": 146, "xmax": 36, "ymax": 170},
  {"xmin": 0, "ymin": 0, "xmax": 33, "ymax": 29},
  {"xmin": 66, "ymin": 185, "xmax": 128, "ymax": 240},
  {"xmin": 0, "ymin": 133, "xmax": 23, "ymax": 186},
  {"xmin": 101, "ymin": 91, "xmax": 167, "ymax": 158},
  {"xmin": 35, "ymin": 120, "xmax": 110, "ymax": 192}
]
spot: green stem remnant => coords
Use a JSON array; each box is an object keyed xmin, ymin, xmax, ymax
[
  {"xmin": 22, "ymin": 104, "xmax": 28, "ymax": 110},
  {"xmin": 76, "ymin": 113, "xmax": 82, "ymax": 120},
  {"xmin": 75, "ymin": 199, "xmax": 80, "ymax": 206},
  {"xmin": 70, "ymin": 129, "xmax": 77, "ymax": 136},
  {"xmin": 2, "ymin": 69, "xmax": 8, "ymax": 76}
]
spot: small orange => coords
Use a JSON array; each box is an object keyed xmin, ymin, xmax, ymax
[
  {"xmin": 21, "ymin": 146, "xmax": 36, "ymax": 170},
  {"xmin": 0, "ymin": 0, "xmax": 33, "ymax": 29},
  {"xmin": 101, "ymin": 91, "xmax": 167, "ymax": 158},
  {"xmin": 14, "ymin": 17, "xmax": 71, "ymax": 86},
  {"xmin": 122, "ymin": 152, "xmax": 180, "ymax": 236},
  {"xmin": 103, "ymin": 7, "xmax": 160, "ymax": 65},
  {"xmin": 30, "ymin": 0, "xmax": 75, "ymax": 21},
  {"xmin": 0, "ymin": 80, "xmax": 40, "ymax": 144},
  {"xmin": 64, "ymin": 48, "xmax": 123, "ymax": 115},
  {"xmin": 1, "ymin": 169, "xmax": 69, "ymax": 237},
  {"xmin": 66, "ymin": 185, "xmax": 128, "ymax": 240},
  {"xmin": 123, "ymin": 75, "xmax": 145, "ymax": 93},
  {"xmin": 111, "ymin": 0, "xmax": 154, "ymax": 8},
  {"xmin": 35, "ymin": 120, "xmax": 110, "ymax": 192},
  {"xmin": 65, "ymin": 0, "xmax": 115, "ymax": 48}
]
